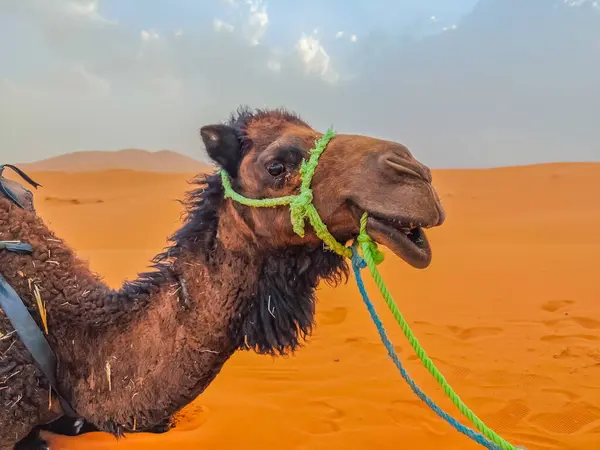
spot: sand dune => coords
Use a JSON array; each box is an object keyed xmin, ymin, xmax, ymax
[
  {"xmin": 19, "ymin": 149, "xmax": 213, "ymax": 173},
  {"xmin": 9, "ymin": 163, "xmax": 600, "ymax": 449}
]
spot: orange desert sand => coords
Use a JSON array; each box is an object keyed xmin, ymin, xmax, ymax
[{"xmin": 10, "ymin": 160, "xmax": 600, "ymax": 449}]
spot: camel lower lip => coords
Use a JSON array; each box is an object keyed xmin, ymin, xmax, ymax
[{"xmin": 365, "ymin": 217, "xmax": 432, "ymax": 269}]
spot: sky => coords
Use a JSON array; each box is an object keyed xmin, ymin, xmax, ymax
[{"xmin": 0, "ymin": 0, "xmax": 598, "ymax": 168}]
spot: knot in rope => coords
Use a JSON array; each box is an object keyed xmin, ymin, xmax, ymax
[
  {"xmin": 350, "ymin": 245, "xmax": 367, "ymax": 270},
  {"xmin": 357, "ymin": 213, "xmax": 385, "ymax": 265},
  {"xmin": 290, "ymin": 188, "xmax": 313, "ymax": 237}
]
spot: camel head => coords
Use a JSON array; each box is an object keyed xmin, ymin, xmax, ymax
[
  {"xmin": 188, "ymin": 106, "xmax": 446, "ymax": 355},
  {"xmin": 200, "ymin": 107, "xmax": 445, "ymax": 269}
]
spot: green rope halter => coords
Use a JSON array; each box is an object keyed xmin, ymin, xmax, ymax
[
  {"xmin": 220, "ymin": 128, "xmax": 356, "ymax": 258},
  {"xmin": 218, "ymin": 128, "xmax": 519, "ymax": 450}
]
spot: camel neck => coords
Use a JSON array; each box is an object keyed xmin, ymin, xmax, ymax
[
  {"xmin": 0, "ymin": 191, "xmax": 346, "ymax": 434},
  {"xmin": 48, "ymin": 243, "xmax": 262, "ymax": 432},
  {"xmin": 0, "ymin": 200, "xmax": 262, "ymax": 432}
]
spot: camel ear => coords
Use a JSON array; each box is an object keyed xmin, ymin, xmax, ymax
[{"xmin": 200, "ymin": 124, "xmax": 242, "ymax": 177}]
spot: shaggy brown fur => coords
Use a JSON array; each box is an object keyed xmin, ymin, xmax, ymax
[{"xmin": 0, "ymin": 106, "xmax": 444, "ymax": 450}]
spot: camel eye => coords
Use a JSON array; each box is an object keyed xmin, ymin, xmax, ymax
[{"xmin": 266, "ymin": 161, "xmax": 286, "ymax": 177}]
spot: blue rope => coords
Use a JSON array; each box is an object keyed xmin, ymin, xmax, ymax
[{"xmin": 350, "ymin": 247, "xmax": 502, "ymax": 450}]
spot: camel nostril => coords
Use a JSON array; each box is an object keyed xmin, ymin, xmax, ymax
[{"xmin": 381, "ymin": 151, "xmax": 432, "ymax": 183}]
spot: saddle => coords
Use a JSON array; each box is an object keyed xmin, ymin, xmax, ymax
[
  {"xmin": 0, "ymin": 165, "xmax": 79, "ymax": 418},
  {"xmin": 0, "ymin": 164, "xmax": 40, "ymax": 212}
]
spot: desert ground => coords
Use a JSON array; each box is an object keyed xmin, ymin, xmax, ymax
[{"xmin": 13, "ymin": 161, "xmax": 600, "ymax": 450}]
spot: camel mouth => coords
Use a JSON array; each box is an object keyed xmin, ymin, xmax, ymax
[
  {"xmin": 366, "ymin": 214, "xmax": 432, "ymax": 269},
  {"xmin": 349, "ymin": 204, "xmax": 436, "ymax": 269}
]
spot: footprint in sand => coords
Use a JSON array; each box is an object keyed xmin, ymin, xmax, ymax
[
  {"xmin": 306, "ymin": 420, "xmax": 341, "ymax": 434},
  {"xmin": 319, "ymin": 307, "xmax": 348, "ymax": 326},
  {"xmin": 482, "ymin": 400, "xmax": 531, "ymax": 429},
  {"xmin": 541, "ymin": 388, "xmax": 581, "ymax": 402},
  {"xmin": 540, "ymin": 334, "xmax": 599, "ymax": 343},
  {"xmin": 450, "ymin": 365, "xmax": 472, "ymax": 382},
  {"xmin": 171, "ymin": 403, "xmax": 210, "ymax": 431},
  {"xmin": 543, "ymin": 316, "xmax": 600, "ymax": 330},
  {"xmin": 552, "ymin": 348, "xmax": 575, "ymax": 360},
  {"xmin": 528, "ymin": 401, "xmax": 600, "ymax": 434},
  {"xmin": 447, "ymin": 325, "xmax": 503, "ymax": 341},
  {"xmin": 305, "ymin": 401, "xmax": 345, "ymax": 435},
  {"xmin": 411, "ymin": 321, "xmax": 444, "ymax": 337},
  {"xmin": 541, "ymin": 299, "xmax": 575, "ymax": 313},
  {"xmin": 243, "ymin": 367, "xmax": 299, "ymax": 381},
  {"xmin": 569, "ymin": 317, "xmax": 600, "ymax": 329},
  {"xmin": 412, "ymin": 320, "xmax": 435, "ymax": 328},
  {"xmin": 344, "ymin": 336, "xmax": 386, "ymax": 352},
  {"xmin": 480, "ymin": 371, "xmax": 552, "ymax": 388},
  {"xmin": 307, "ymin": 401, "xmax": 345, "ymax": 419},
  {"xmin": 402, "ymin": 354, "xmax": 471, "ymax": 382}
]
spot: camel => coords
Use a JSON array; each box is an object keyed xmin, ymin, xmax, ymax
[{"xmin": 0, "ymin": 107, "xmax": 445, "ymax": 450}]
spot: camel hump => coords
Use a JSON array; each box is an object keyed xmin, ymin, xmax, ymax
[{"xmin": 0, "ymin": 165, "xmax": 41, "ymax": 213}]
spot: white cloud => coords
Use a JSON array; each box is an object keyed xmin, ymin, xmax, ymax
[
  {"xmin": 564, "ymin": 0, "xmax": 599, "ymax": 7},
  {"xmin": 141, "ymin": 29, "xmax": 160, "ymax": 41},
  {"xmin": 74, "ymin": 64, "xmax": 110, "ymax": 96},
  {"xmin": 65, "ymin": 0, "xmax": 114, "ymax": 24},
  {"xmin": 213, "ymin": 18, "xmax": 235, "ymax": 33},
  {"xmin": 219, "ymin": 0, "xmax": 269, "ymax": 45},
  {"xmin": 335, "ymin": 31, "xmax": 356, "ymax": 42},
  {"xmin": 244, "ymin": 0, "xmax": 269, "ymax": 45},
  {"xmin": 174, "ymin": 28, "xmax": 184, "ymax": 37},
  {"xmin": 296, "ymin": 33, "xmax": 339, "ymax": 84}
]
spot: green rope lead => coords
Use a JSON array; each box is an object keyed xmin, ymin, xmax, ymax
[
  {"xmin": 220, "ymin": 128, "xmax": 519, "ymax": 449},
  {"xmin": 356, "ymin": 214, "xmax": 516, "ymax": 450}
]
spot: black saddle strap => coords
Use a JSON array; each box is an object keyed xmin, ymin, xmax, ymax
[
  {"xmin": 0, "ymin": 164, "xmax": 41, "ymax": 209},
  {"xmin": 0, "ymin": 246, "xmax": 79, "ymax": 417},
  {"xmin": 0, "ymin": 241, "xmax": 34, "ymax": 254}
]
